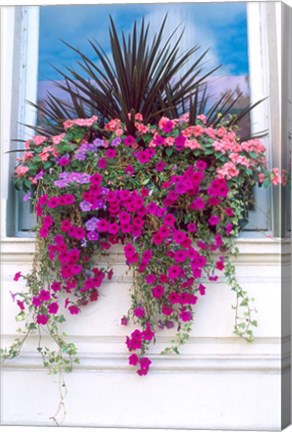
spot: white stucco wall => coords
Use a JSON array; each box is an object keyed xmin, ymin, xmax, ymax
[{"xmin": 1, "ymin": 238, "xmax": 290, "ymax": 429}]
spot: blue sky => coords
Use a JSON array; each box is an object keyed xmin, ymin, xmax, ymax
[{"xmin": 38, "ymin": 3, "xmax": 248, "ymax": 82}]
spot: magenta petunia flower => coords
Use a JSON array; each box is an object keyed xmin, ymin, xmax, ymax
[
  {"xmin": 90, "ymin": 173, "xmax": 103, "ymax": 185},
  {"xmin": 152, "ymin": 232, "xmax": 164, "ymax": 245},
  {"xmin": 51, "ymin": 281, "xmax": 61, "ymax": 292},
  {"xmin": 13, "ymin": 271, "xmax": 22, "ymax": 282},
  {"xmin": 58, "ymin": 156, "xmax": 70, "ymax": 166},
  {"xmin": 71, "ymin": 264, "xmax": 83, "ymax": 275},
  {"xmin": 36, "ymin": 314, "xmax": 49, "ymax": 325},
  {"xmin": 47, "ymin": 196, "xmax": 60, "ymax": 209},
  {"xmin": 62, "ymin": 194, "xmax": 75, "ymax": 206},
  {"xmin": 226, "ymin": 207, "xmax": 234, "ymax": 217},
  {"xmin": 119, "ymin": 211, "xmax": 131, "ymax": 224},
  {"xmin": 226, "ymin": 222, "xmax": 233, "ymax": 234},
  {"xmin": 152, "ymin": 285, "xmax": 164, "ymax": 298},
  {"xmin": 39, "ymin": 289, "xmax": 50, "ymax": 302},
  {"xmin": 43, "ymin": 215, "xmax": 54, "ymax": 228},
  {"xmin": 136, "ymin": 151, "xmax": 151, "ymax": 164},
  {"xmin": 124, "ymin": 243, "xmax": 136, "ymax": 258},
  {"xmin": 48, "ymin": 302, "xmax": 59, "ymax": 315},
  {"xmin": 174, "ymin": 250, "xmax": 187, "ymax": 263},
  {"xmin": 187, "ymin": 222, "xmax": 197, "ymax": 233},
  {"xmin": 105, "ymin": 148, "xmax": 117, "ymax": 159},
  {"xmin": 129, "ymin": 353, "xmax": 139, "ymax": 366},
  {"xmin": 179, "ymin": 310, "xmax": 192, "ymax": 322},
  {"xmin": 145, "ymin": 274, "xmax": 156, "ymax": 284},
  {"xmin": 87, "ymin": 231, "xmax": 99, "ymax": 241},
  {"xmin": 175, "ymin": 134, "xmax": 186, "ymax": 150},
  {"xmin": 17, "ymin": 300, "xmax": 25, "ymax": 310},
  {"xmin": 39, "ymin": 227, "xmax": 49, "ymax": 238},
  {"xmin": 124, "ymin": 135, "xmax": 136, "ymax": 147},
  {"xmin": 161, "ymin": 305, "xmax": 173, "ymax": 316},
  {"xmin": 208, "ymin": 197, "xmax": 221, "ymax": 206},
  {"xmin": 168, "ymin": 292, "xmax": 180, "ymax": 304},
  {"xmin": 196, "ymin": 160, "xmax": 207, "ymax": 170},
  {"xmin": 68, "ymin": 305, "xmax": 80, "ymax": 315},
  {"xmin": 163, "ymin": 214, "xmax": 176, "ymax": 226},
  {"xmin": 162, "ymin": 120, "xmax": 174, "ymax": 133},
  {"xmin": 97, "ymin": 219, "xmax": 110, "ymax": 232},
  {"xmin": 32, "ymin": 296, "xmax": 41, "ymax": 308},
  {"xmin": 142, "ymin": 323, "xmax": 155, "ymax": 341},
  {"xmin": 190, "ymin": 197, "xmax": 205, "ymax": 210},
  {"xmin": 153, "ymin": 135, "xmax": 166, "ymax": 146},
  {"xmin": 155, "ymin": 161, "xmax": 166, "ymax": 172},
  {"xmin": 159, "ymin": 274, "xmax": 168, "ymax": 283},
  {"xmin": 208, "ymin": 215, "xmax": 220, "ymax": 226},
  {"xmin": 38, "ymin": 194, "xmax": 48, "ymax": 205},
  {"xmin": 108, "ymin": 223, "xmax": 119, "ymax": 235},
  {"xmin": 125, "ymin": 165, "xmax": 135, "ymax": 175},
  {"xmin": 216, "ymin": 261, "xmax": 225, "ymax": 271},
  {"xmin": 168, "ymin": 265, "xmax": 182, "ymax": 279},
  {"xmin": 97, "ymin": 158, "xmax": 107, "ymax": 169},
  {"xmin": 173, "ymin": 230, "xmax": 187, "ymax": 244},
  {"xmin": 198, "ymin": 283, "xmax": 206, "ymax": 295},
  {"xmin": 121, "ymin": 316, "xmax": 128, "ymax": 326},
  {"xmin": 134, "ymin": 307, "xmax": 145, "ymax": 318}
]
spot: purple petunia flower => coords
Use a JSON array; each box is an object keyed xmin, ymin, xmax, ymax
[
  {"xmin": 80, "ymin": 201, "xmax": 92, "ymax": 212},
  {"xmin": 34, "ymin": 170, "xmax": 44, "ymax": 181},
  {"xmin": 79, "ymin": 173, "xmax": 91, "ymax": 183},
  {"xmin": 69, "ymin": 172, "xmax": 82, "ymax": 183},
  {"xmin": 23, "ymin": 191, "xmax": 32, "ymax": 202},
  {"xmin": 54, "ymin": 179, "xmax": 69, "ymax": 188},
  {"xmin": 74, "ymin": 152, "xmax": 86, "ymax": 161},
  {"xmin": 93, "ymin": 138, "xmax": 105, "ymax": 148},
  {"xmin": 96, "ymin": 199, "xmax": 106, "ymax": 209},
  {"xmin": 85, "ymin": 217, "xmax": 99, "ymax": 231},
  {"xmin": 111, "ymin": 137, "xmax": 122, "ymax": 147}
]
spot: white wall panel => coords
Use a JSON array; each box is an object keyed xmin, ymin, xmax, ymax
[{"xmin": 0, "ymin": 238, "xmax": 289, "ymax": 429}]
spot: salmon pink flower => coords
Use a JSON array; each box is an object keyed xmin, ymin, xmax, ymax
[{"xmin": 15, "ymin": 166, "xmax": 29, "ymax": 177}]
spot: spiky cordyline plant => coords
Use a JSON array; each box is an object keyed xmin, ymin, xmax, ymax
[{"xmin": 28, "ymin": 14, "xmax": 263, "ymax": 138}]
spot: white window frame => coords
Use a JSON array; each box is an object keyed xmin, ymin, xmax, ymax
[{"xmin": 0, "ymin": 2, "xmax": 286, "ymax": 238}]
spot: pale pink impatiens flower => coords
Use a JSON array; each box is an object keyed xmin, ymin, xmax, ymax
[
  {"xmin": 15, "ymin": 165, "xmax": 29, "ymax": 177},
  {"xmin": 51, "ymin": 133, "xmax": 66, "ymax": 145},
  {"xmin": 258, "ymin": 173, "xmax": 265, "ymax": 183},
  {"xmin": 21, "ymin": 152, "xmax": 34, "ymax": 162},
  {"xmin": 271, "ymin": 167, "xmax": 281, "ymax": 185},
  {"xmin": 216, "ymin": 162, "xmax": 239, "ymax": 180},
  {"xmin": 33, "ymin": 136, "xmax": 47, "ymax": 146},
  {"xmin": 185, "ymin": 138, "xmax": 201, "ymax": 150},
  {"xmin": 63, "ymin": 115, "xmax": 98, "ymax": 129},
  {"xmin": 197, "ymin": 114, "xmax": 207, "ymax": 123}
]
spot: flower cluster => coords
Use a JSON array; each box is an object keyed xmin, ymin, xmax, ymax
[{"xmin": 7, "ymin": 113, "xmax": 282, "ymax": 376}]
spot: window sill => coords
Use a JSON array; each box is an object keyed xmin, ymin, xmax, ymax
[{"xmin": 0, "ymin": 236, "xmax": 289, "ymax": 265}]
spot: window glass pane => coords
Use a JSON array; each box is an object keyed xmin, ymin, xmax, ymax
[
  {"xmin": 17, "ymin": 3, "xmax": 270, "ymax": 234},
  {"xmin": 37, "ymin": 3, "xmax": 251, "ymax": 137}
]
